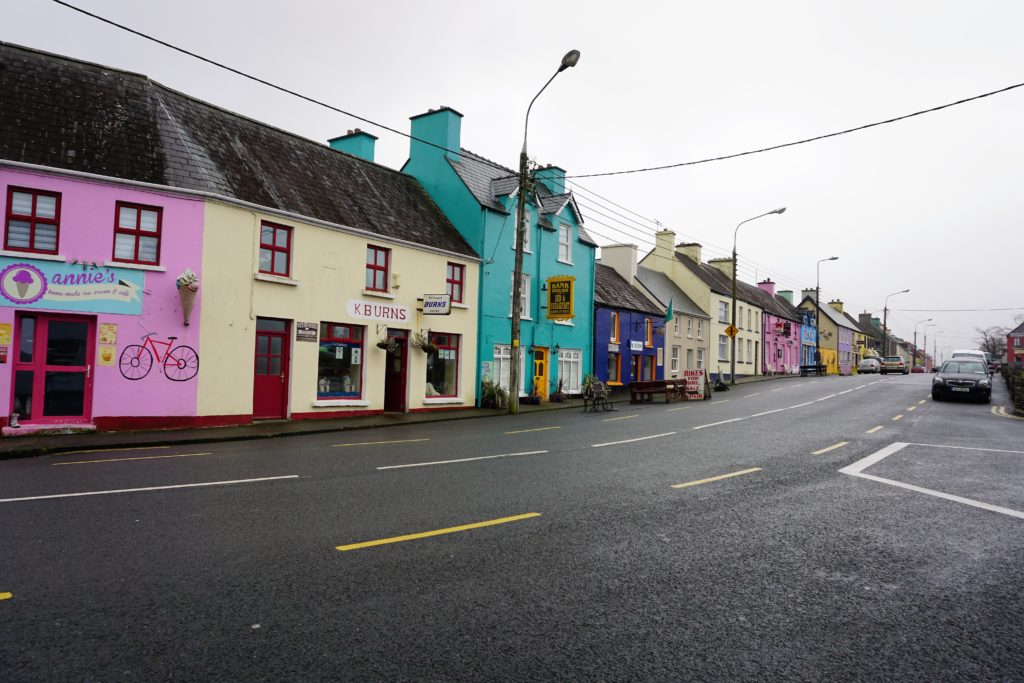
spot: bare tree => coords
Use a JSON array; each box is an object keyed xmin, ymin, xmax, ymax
[{"xmin": 976, "ymin": 325, "xmax": 1009, "ymax": 360}]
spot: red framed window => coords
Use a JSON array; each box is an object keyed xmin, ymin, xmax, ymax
[
  {"xmin": 446, "ymin": 262, "xmax": 464, "ymax": 303},
  {"xmin": 5, "ymin": 187, "xmax": 61, "ymax": 254},
  {"xmin": 317, "ymin": 322, "xmax": 364, "ymax": 399},
  {"xmin": 366, "ymin": 245, "xmax": 390, "ymax": 291},
  {"xmin": 112, "ymin": 202, "xmax": 162, "ymax": 265},
  {"xmin": 426, "ymin": 332, "xmax": 459, "ymax": 397},
  {"xmin": 259, "ymin": 221, "xmax": 292, "ymax": 277}
]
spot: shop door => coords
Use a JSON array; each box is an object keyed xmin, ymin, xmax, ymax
[
  {"xmin": 630, "ymin": 354, "xmax": 640, "ymax": 383},
  {"xmin": 384, "ymin": 328, "xmax": 408, "ymax": 412},
  {"xmin": 253, "ymin": 318, "xmax": 290, "ymax": 419},
  {"xmin": 533, "ymin": 348, "xmax": 549, "ymax": 400},
  {"xmin": 11, "ymin": 313, "xmax": 95, "ymax": 424}
]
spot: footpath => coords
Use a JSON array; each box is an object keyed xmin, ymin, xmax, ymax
[{"xmin": 0, "ymin": 373, "xmax": 799, "ymax": 459}]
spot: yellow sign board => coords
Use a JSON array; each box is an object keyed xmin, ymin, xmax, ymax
[
  {"xmin": 724, "ymin": 324, "xmax": 739, "ymax": 338},
  {"xmin": 546, "ymin": 276, "xmax": 575, "ymax": 320}
]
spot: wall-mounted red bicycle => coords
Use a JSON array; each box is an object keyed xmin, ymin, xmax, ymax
[{"xmin": 119, "ymin": 332, "xmax": 199, "ymax": 381}]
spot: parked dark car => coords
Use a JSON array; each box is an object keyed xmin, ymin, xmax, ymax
[{"xmin": 932, "ymin": 359, "xmax": 992, "ymax": 403}]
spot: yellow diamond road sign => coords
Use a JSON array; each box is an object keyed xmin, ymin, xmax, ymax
[{"xmin": 724, "ymin": 324, "xmax": 739, "ymax": 338}]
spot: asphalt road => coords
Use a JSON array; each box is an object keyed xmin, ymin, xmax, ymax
[{"xmin": 1, "ymin": 373, "xmax": 1022, "ymax": 681}]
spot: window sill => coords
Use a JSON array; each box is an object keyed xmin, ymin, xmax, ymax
[
  {"xmin": 606, "ymin": 381, "xmax": 623, "ymax": 386},
  {"xmin": 105, "ymin": 261, "xmax": 166, "ymax": 272},
  {"xmin": 255, "ymin": 272, "xmax": 299, "ymax": 286},
  {"xmin": 362, "ymin": 290, "xmax": 395, "ymax": 299},
  {"xmin": 451, "ymin": 302, "xmax": 469, "ymax": 309},
  {"xmin": 423, "ymin": 397, "xmax": 464, "ymax": 405},
  {"xmin": 0, "ymin": 249, "xmax": 64, "ymax": 262},
  {"xmin": 556, "ymin": 258, "xmax": 574, "ymax": 266},
  {"xmin": 312, "ymin": 399, "xmax": 369, "ymax": 408},
  {"xmin": 554, "ymin": 320, "xmax": 574, "ymax": 326}
]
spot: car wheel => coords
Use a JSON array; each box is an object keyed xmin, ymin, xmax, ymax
[{"xmin": 932, "ymin": 391, "xmax": 941, "ymax": 401}]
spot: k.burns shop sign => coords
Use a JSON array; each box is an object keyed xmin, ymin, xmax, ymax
[{"xmin": 346, "ymin": 299, "xmax": 410, "ymax": 322}]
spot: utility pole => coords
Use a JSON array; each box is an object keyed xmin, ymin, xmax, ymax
[{"xmin": 816, "ymin": 256, "xmax": 838, "ymax": 373}]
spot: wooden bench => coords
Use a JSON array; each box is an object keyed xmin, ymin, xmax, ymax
[
  {"xmin": 630, "ymin": 379, "xmax": 687, "ymax": 404},
  {"xmin": 799, "ymin": 364, "xmax": 827, "ymax": 377}
]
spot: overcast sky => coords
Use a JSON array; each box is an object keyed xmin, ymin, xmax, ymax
[{"xmin": 6, "ymin": 1, "xmax": 1023, "ymax": 357}]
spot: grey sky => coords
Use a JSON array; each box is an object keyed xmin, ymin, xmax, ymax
[{"xmin": 7, "ymin": 0, "xmax": 1022, "ymax": 357}]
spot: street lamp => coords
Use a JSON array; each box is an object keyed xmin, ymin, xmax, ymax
[
  {"xmin": 730, "ymin": 207, "xmax": 786, "ymax": 385},
  {"xmin": 815, "ymin": 256, "xmax": 838, "ymax": 374},
  {"xmin": 912, "ymin": 317, "xmax": 933, "ymax": 368},
  {"xmin": 509, "ymin": 49, "xmax": 580, "ymax": 414},
  {"xmin": 922, "ymin": 323, "xmax": 936, "ymax": 370},
  {"xmin": 881, "ymin": 288, "xmax": 910, "ymax": 356}
]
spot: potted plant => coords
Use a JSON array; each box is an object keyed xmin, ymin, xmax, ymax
[
  {"xmin": 376, "ymin": 337, "xmax": 398, "ymax": 353},
  {"xmin": 410, "ymin": 330, "xmax": 438, "ymax": 354},
  {"xmin": 550, "ymin": 376, "xmax": 569, "ymax": 403},
  {"xmin": 582, "ymin": 373, "xmax": 599, "ymax": 398},
  {"xmin": 480, "ymin": 378, "xmax": 508, "ymax": 409}
]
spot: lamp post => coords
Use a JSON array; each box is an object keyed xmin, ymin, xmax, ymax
[
  {"xmin": 912, "ymin": 317, "xmax": 933, "ymax": 368},
  {"xmin": 881, "ymin": 288, "xmax": 910, "ymax": 356},
  {"xmin": 509, "ymin": 49, "xmax": 580, "ymax": 415},
  {"xmin": 815, "ymin": 256, "xmax": 839, "ymax": 374},
  {"xmin": 730, "ymin": 207, "xmax": 786, "ymax": 385}
]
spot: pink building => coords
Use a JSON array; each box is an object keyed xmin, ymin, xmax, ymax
[
  {"xmin": 755, "ymin": 279, "xmax": 803, "ymax": 375},
  {"xmin": 1, "ymin": 167, "xmax": 204, "ymax": 433}
]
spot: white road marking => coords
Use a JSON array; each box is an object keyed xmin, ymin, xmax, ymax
[
  {"xmin": 691, "ymin": 390, "xmax": 862, "ymax": 432},
  {"xmin": 693, "ymin": 418, "xmax": 744, "ymax": 430},
  {"xmin": 853, "ymin": 385, "xmax": 866, "ymax": 391},
  {"xmin": 744, "ymin": 392, "xmax": 761, "ymax": 398},
  {"xmin": 0, "ymin": 476, "xmax": 299, "ymax": 504},
  {"xmin": 906, "ymin": 442, "xmax": 1024, "ymax": 455},
  {"xmin": 377, "ymin": 450, "xmax": 548, "ymax": 470},
  {"xmin": 602, "ymin": 414, "xmax": 637, "ymax": 422},
  {"xmin": 592, "ymin": 433, "xmax": 676, "ymax": 448},
  {"xmin": 770, "ymin": 387, "xmax": 785, "ymax": 392},
  {"xmin": 840, "ymin": 442, "xmax": 1024, "ymax": 520}
]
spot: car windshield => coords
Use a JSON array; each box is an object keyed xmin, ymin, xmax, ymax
[
  {"xmin": 883, "ymin": 357, "xmax": 901, "ymax": 362},
  {"xmin": 941, "ymin": 361, "xmax": 986, "ymax": 374}
]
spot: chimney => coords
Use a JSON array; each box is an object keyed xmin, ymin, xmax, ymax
[
  {"xmin": 534, "ymin": 164, "xmax": 567, "ymax": 195},
  {"xmin": 707, "ymin": 257, "xmax": 734, "ymax": 278},
  {"xmin": 829, "ymin": 299, "xmax": 844, "ymax": 314},
  {"xmin": 801, "ymin": 288, "xmax": 816, "ymax": 303},
  {"xmin": 777, "ymin": 290, "xmax": 794, "ymax": 305},
  {"xmin": 328, "ymin": 128, "xmax": 378, "ymax": 162},
  {"xmin": 757, "ymin": 279, "xmax": 776, "ymax": 296},
  {"xmin": 409, "ymin": 106, "xmax": 463, "ymax": 162},
  {"xmin": 601, "ymin": 244, "xmax": 638, "ymax": 283},
  {"xmin": 655, "ymin": 230, "xmax": 675, "ymax": 262},
  {"xmin": 675, "ymin": 241, "xmax": 702, "ymax": 263},
  {"xmin": 859, "ymin": 312, "xmax": 877, "ymax": 330}
]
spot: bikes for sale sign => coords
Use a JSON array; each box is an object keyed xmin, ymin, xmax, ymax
[
  {"xmin": 0, "ymin": 257, "xmax": 144, "ymax": 315},
  {"xmin": 683, "ymin": 369, "xmax": 705, "ymax": 399}
]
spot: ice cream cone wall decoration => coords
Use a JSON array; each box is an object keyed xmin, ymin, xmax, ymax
[{"xmin": 175, "ymin": 268, "xmax": 200, "ymax": 326}]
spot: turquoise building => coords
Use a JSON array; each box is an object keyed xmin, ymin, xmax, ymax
[{"xmin": 403, "ymin": 107, "xmax": 596, "ymax": 401}]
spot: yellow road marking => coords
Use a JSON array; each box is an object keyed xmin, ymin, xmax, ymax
[
  {"xmin": 866, "ymin": 426, "xmax": 884, "ymax": 433},
  {"xmin": 55, "ymin": 445, "xmax": 170, "ymax": 457},
  {"xmin": 53, "ymin": 452, "xmax": 212, "ymax": 466},
  {"xmin": 505, "ymin": 426, "xmax": 560, "ymax": 434},
  {"xmin": 602, "ymin": 414, "xmax": 637, "ymax": 422},
  {"xmin": 918, "ymin": 400, "xmax": 927, "ymax": 405},
  {"xmin": 0, "ymin": 592, "xmax": 11, "ymax": 600},
  {"xmin": 994, "ymin": 406, "xmax": 1024, "ymax": 420},
  {"xmin": 907, "ymin": 406, "xmax": 916, "ymax": 412},
  {"xmin": 672, "ymin": 467, "xmax": 762, "ymax": 489},
  {"xmin": 333, "ymin": 438, "xmax": 429, "ymax": 447},
  {"xmin": 812, "ymin": 441, "xmax": 849, "ymax": 455},
  {"xmin": 892, "ymin": 414, "xmax": 903, "ymax": 421},
  {"xmin": 336, "ymin": 512, "xmax": 541, "ymax": 551}
]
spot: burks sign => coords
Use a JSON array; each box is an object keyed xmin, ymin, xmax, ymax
[
  {"xmin": 346, "ymin": 299, "xmax": 410, "ymax": 322},
  {"xmin": 0, "ymin": 258, "xmax": 145, "ymax": 315}
]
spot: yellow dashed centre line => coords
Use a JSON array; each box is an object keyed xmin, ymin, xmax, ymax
[
  {"xmin": 812, "ymin": 441, "xmax": 849, "ymax": 456},
  {"xmin": 336, "ymin": 512, "xmax": 541, "ymax": 551},
  {"xmin": 55, "ymin": 445, "xmax": 170, "ymax": 457},
  {"xmin": 0, "ymin": 592, "xmax": 12, "ymax": 601},
  {"xmin": 918, "ymin": 399, "xmax": 927, "ymax": 405},
  {"xmin": 602, "ymin": 414, "xmax": 637, "ymax": 422},
  {"xmin": 333, "ymin": 438, "xmax": 429, "ymax": 447},
  {"xmin": 866, "ymin": 426, "xmax": 884, "ymax": 434},
  {"xmin": 504, "ymin": 426, "xmax": 561, "ymax": 435},
  {"xmin": 907, "ymin": 406, "xmax": 916, "ymax": 412},
  {"xmin": 671, "ymin": 467, "xmax": 762, "ymax": 489},
  {"xmin": 53, "ymin": 452, "xmax": 212, "ymax": 466},
  {"xmin": 892, "ymin": 414, "xmax": 903, "ymax": 421}
]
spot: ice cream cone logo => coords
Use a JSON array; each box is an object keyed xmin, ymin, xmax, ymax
[{"xmin": 0, "ymin": 263, "xmax": 48, "ymax": 305}]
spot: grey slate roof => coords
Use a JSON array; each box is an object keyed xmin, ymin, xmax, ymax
[
  {"xmin": 595, "ymin": 264, "xmax": 663, "ymax": 314},
  {"xmin": 842, "ymin": 312, "xmax": 874, "ymax": 336},
  {"xmin": 447, "ymin": 148, "xmax": 597, "ymax": 246},
  {"xmin": 798, "ymin": 296, "xmax": 857, "ymax": 330},
  {"xmin": 745, "ymin": 286, "xmax": 803, "ymax": 323},
  {"xmin": 635, "ymin": 266, "xmax": 710, "ymax": 319},
  {"xmin": 0, "ymin": 42, "xmax": 477, "ymax": 259},
  {"xmin": 1009, "ymin": 321, "xmax": 1024, "ymax": 336}
]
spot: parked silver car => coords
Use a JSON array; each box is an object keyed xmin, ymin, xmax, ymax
[{"xmin": 858, "ymin": 358, "xmax": 881, "ymax": 374}]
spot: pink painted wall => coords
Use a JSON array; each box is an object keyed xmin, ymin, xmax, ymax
[
  {"xmin": 0, "ymin": 168, "xmax": 204, "ymax": 423},
  {"xmin": 761, "ymin": 312, "xmax": 802, "ymax": 374}
]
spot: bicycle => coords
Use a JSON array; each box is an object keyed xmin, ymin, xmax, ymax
[{"xmin": 119, "ymin": 332, "xmax": 199, "ymax": 381}]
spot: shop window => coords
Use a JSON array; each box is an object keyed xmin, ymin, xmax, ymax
[
  {"xmin": 643, "ymin": 355, "xmax": 655, "ymax": 381},
  {"xmin": 607, "ymin": 352, "xmax": 621, "ymax": 382},
  {"xmin": 426, "ymin": 333, "xmax": 459, "ymax": 397},
  {"xmin": 5, "ymin": 187, "xmax": 60, "ymax": 254},
  {"xmin": 493, "ymin": 344, "xmax": 524, "ymax": 395},
  {"xmin": 317, "ymin": 323, "xmax": 364, "ymax": 398},
  {"xmin": 365, "ymin": 245, "xmax": 390, "ymax": 291},
  {"xmin": 259, "ymin": 221, "xmax": 292, "ymax": 277},
  {"xmin": 113, "ymin": 202, "xmax": 162, "ymax": 265},
  {"xmin": 557, "ymin": 348, "xmax": 582, "ymax": 393},
  {"xmin": 446, "ymin": 263, "xmax": 464, "ymax": 303}
]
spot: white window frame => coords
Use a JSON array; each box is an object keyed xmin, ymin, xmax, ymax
[
  {"xmin": 738, "ymin": 338, "xmax": 744, "ymax": 363},
  {"xmin": 697, "ymin": 348, "xmax": 705, "ymax": 370},
  {"xmin": 493, "ymin": 344, "xmax": 526, "ymax": 396},
  {"xmin": 718, "ymin": 334, "xmax": 728, "ymax": 362},
  {"xmin": 686, "ymin": 348, "xmax": 694, "ymax": 369},
  {"xmin": 738, "ymin": 306, "xmax": 744, "ymax": 329},
  {"xmin": 508, "ymin": 272, "xmax": 531, "ymax": 320},
  {"xmin": 673, "ymin": 317, "xmax": 681, "ymax": 337},
  {"xmin": 697, "ymin": 320, "xmax": 703, "ymax": 339},
  {"xmin": 557, "ymin": 223, "xmax": 572, "ymax": 264},
  {"xmin": 747, "ymin": 339, "xmax": 753, "ymax": 363},
  {"xmin": 686, "ymin": 318, "xmax": 692, "ymax": 338},
  {"xmin": 670, "ymin": 346, "xmax": 680, "ymax": 373},
  {"xmin": 557, "ymin": 348, "xmax": 582, "ymax": 393},
  {"xmin": 719, "ymin": 301, "xmax": 729, "ymax": 323}
]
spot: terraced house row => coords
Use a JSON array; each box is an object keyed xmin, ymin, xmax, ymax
[{"xmin": 1, "ymin": 43, "xmax": 904, "ymax": 435}]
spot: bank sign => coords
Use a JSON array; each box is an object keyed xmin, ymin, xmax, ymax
[
  {"xmin": 546, "ymin": 275, "xmax": 575, "ymax": 320},
  {"xmin": 0, "ymin": 257, "xmax": 145, "ymax": 315}
]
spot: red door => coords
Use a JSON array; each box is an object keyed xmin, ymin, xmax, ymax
[
  {"xmin": 383, "ymin": 328, "xmax": 408, "ymax": 412},
  {"xmin": 253, "ymin": 318, "xmax": 289, "ymax": 419},
  {"xmin": 11, "ymin": 313, "xmax": 95, "ymax": 424}
]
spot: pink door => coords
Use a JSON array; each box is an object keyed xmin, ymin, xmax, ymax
[
  {"xmin": 253, "ymin": 318, "xmax": 289, "ymax": 419},
  {"xmin": 11, "ymin": 313, "xmax": 95, "ymax": 424}
]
